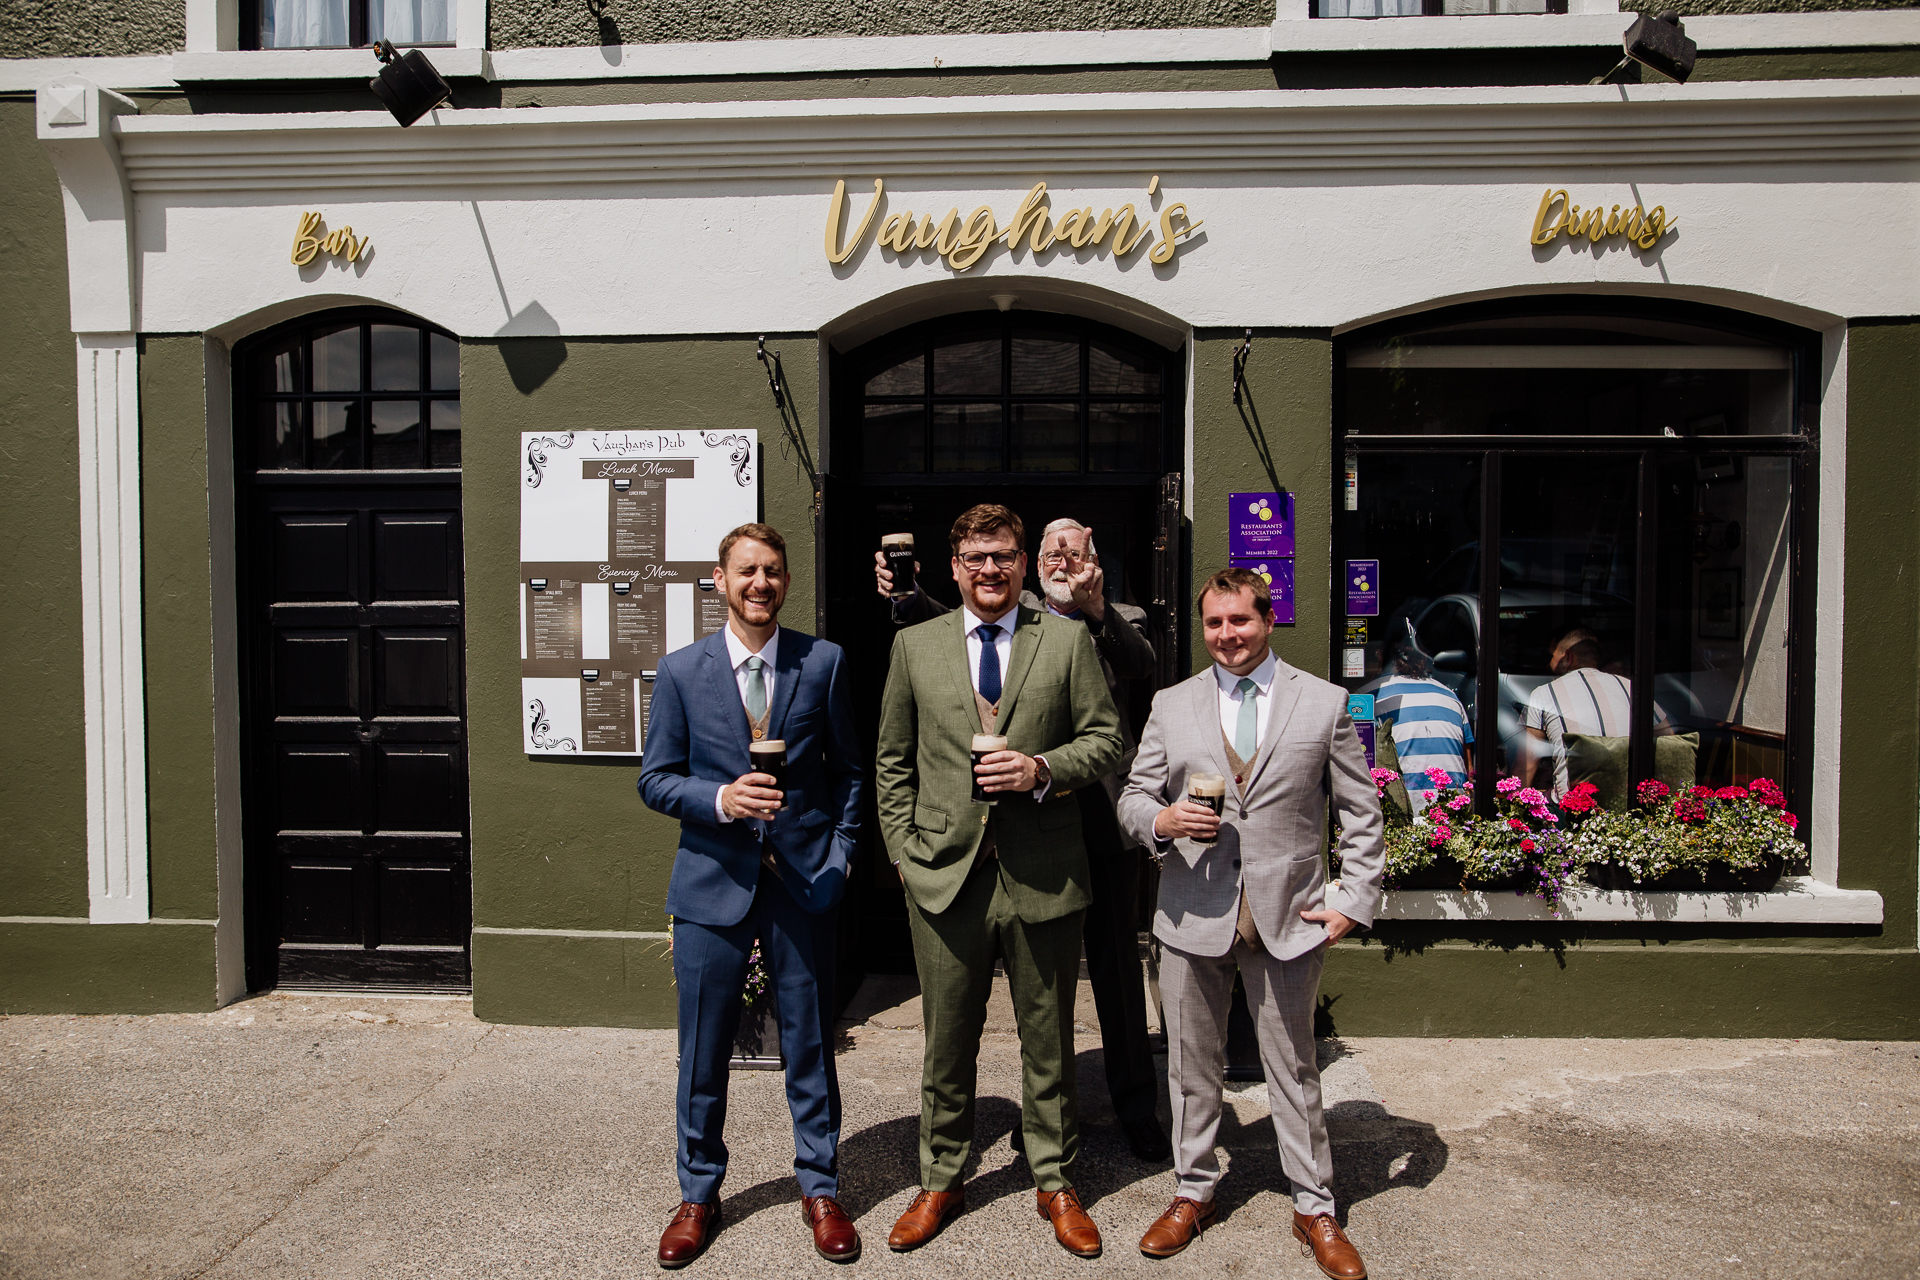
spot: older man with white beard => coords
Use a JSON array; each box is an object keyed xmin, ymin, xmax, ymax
[{"xmin": 875, "ymin": 517, "xmax": 1168, "ymax": 1162}]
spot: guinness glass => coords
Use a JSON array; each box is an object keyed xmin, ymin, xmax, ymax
[
  {"xmin": 882, "ymin": 533, "xmax": 916, "ymax": 599},
  {"xmin": 1188, "ymin": 773, "xmax": 1226, "ymax": 843},
  {"xmin": 971, "ymin": 734, "xmax": 1009, "ymax": 805},
  {"xmin": 749, "ymin": 738, "xmax": 787, "ymax": 807}
]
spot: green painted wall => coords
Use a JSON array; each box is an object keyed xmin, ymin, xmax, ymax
[
  {"xmin": 463, "ymin": 335, "xmax": 820, "ymax": 1027},
  {"xmin": 0, "ymin": 101, "xmax": 88, "ymax": 918},
  {"xmin": 0, "ymin": 921, "xmax": 215, "ymax": 1015}
]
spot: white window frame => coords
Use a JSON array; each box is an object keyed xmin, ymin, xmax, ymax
[{"xmin": 177, "ymin": 0, "xmax": 490, "ymax": 80}]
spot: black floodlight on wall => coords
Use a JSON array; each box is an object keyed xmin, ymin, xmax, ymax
[
  {"xmin": 1591, "ymin": 10, "xmax": 1698, "ymax": 85},
  {"xmin": 370, "ymin": 39, "xmax": 452, "ymax": 126}
]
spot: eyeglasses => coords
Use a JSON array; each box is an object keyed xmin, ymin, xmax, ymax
[
  {"xmin": 956, "ymin": 550, "xmax": 1020, "ymax": 572},
  {"xmin": 1039, "ymin": 551, "xmax": 1088, "ymax": 567}
]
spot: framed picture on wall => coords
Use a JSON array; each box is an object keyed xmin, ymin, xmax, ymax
[{"xmin": 1699, "ymin": 567, "xmax": 1743, "ymax": 639}]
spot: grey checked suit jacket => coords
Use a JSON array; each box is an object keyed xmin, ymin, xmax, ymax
[{"xmin": 1117, "ymin": 658, "xmax": 1386, "ymax": 962}]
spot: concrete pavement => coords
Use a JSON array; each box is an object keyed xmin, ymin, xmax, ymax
[{"xmin": 2, "ymin": 981, "xmax": 1915, "ymax": 1279}]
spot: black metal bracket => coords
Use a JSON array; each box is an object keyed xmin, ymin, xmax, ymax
[
  {"xmin": 1231, "ymin": 329, "xmax": 1253, "ymax": 406},
  {"xmin": 757, "ymin": 335, "xmax": 785, "ymax": 411}
]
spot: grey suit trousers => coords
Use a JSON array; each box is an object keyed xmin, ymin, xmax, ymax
[{"xmin": 1160, "ymin": 937, "xmax": 1334, "ymax": 1216}]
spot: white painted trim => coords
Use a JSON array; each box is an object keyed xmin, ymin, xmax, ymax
[
  {"xmin": 37, "ymin": 80, "xmax": 137, "ymax": 334},
  {"xmin": 1812, "ymin": 323, "xmax": 1847, "ymax": 887},
  {"xmin": 75, "ymin": 335, "xmax": 151, "ymax": 926},
  {"xmin": 204, "ymin": 336, "xmax": 247, "ymax": 1006},
  {"xmin": 1688, "ymin": 11, "xmax": 1920, "ymax": 52},
  {"xmin": 1375, "ymin": 877, "xmax": 1884, "ymax": 923},
  {"xmin": 171, "ymin": 46, "xmax": 492, "ymax": 82},
  {"xmin": 185, "ymin": 0, "xmax": 238, "ymax": 53},
  {"xmin": 0, "ymin": 916, "xmax": 216, "ymax": 926},
  {"xmin": 0, "ymin": 58, "xmax": 179, "ymax": 92},
  {"xmin": 471, "ymin": 926, "xmax": 673, "ymax": 941},
  {"xmin": 488, "ymin": 27, "xmax": 1274, "ymax": 83},
  {"xmin": 1271, "ymin": 9, "xmax": 1920, "ymax": 51},
  {"xmin": 456, "ymin": 0, "xmax": 487, "ymax": 51}
]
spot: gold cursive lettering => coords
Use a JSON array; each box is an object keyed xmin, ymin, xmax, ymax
[
  {"xmin": 877, "ymin": 211, "xmax": 915, "ymax": 254},
  {"xmin": 291, "ymin": 211, "xmax": 322, "ymax": 266},
  {"xmin": 949, "ymin": 206, "xmax": 999, "ymax": 272},
  {"xmin": 1002, "ymin": 182, "xmax": 1052, "ymax": 253},
  {"xmin": 292, "ymin": 211, "xmax": 369, "ymax": 266},
  {"xmin": 824, "ymin": 178, "xmax": 885, "ymax": 265},
  {"xmin": 1529, "ymin": 187, "xmax": 1676, "ymax": 253},
  {"xmin": 1150, "ymin": 202, "xmax": 1204, "ymax": 265}
]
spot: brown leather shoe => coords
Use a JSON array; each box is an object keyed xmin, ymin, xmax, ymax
[
  {"xmin": 802, "ymin": 1196, "xmax": 861, "ymax": 1263},
  {"xmin": 1138, "ymin": 1196, "xmax": 1218, "ymax": 1258},
  {"xmin": 1036, "ymin": 1187, "xmax": 1103, "ymax": 1259},
  {"xmin": 1292, "ymin": 1210, "xmax": 1367, "ymax": 1280},
  {"xmin": 887, "ymin": 1188, "xmax": 964, "ymax": 1251},
  {"xmin": 657, "ymin": 1200, "xmax": 721, "ymax": 1270}
]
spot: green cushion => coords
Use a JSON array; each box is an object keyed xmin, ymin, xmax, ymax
[{"xmin": 1563, "ymin": 732, "xmax": 1699, "ymax": 811}]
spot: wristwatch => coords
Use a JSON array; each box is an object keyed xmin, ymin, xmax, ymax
[{"xmin": 1032, "ymin": 755, "xmax": 1052, "ymax": 792}]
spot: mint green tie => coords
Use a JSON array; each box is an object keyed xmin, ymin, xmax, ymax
[
  {"xmin": 746, "ymin": 655, "xmax": 767, "ymax": 721},
  {"xmin": 1234, "ymin": 677, "xmax": 1258, "ymax": 760}
]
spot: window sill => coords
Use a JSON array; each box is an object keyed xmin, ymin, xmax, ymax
[
  {"xmin": 171, "ymin": 47, "xmax": 492, "ymax": 83},
  {"xmin": 1365, "ymin": 876, "xmax": 1883, "ymax": 924}
]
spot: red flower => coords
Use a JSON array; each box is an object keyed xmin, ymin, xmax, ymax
[
  {"xmin": 1688, "ymin": 785, "xmax": 1716, "ymax": 799},
  {"xmin": 1673, "ymin": 795, "xmax": 1708, "ymax": 823},
  {"xmin": 1778, "ymin": 811, "xmax": 1800, "ymax": 830},
  {"xmin": 1749, "ymin": 778, "xmax": 1786, "ymax": 807},
  {"xmin": 1507, "ymin": 818, "xmax": 1530, "ymax": 833},
  {"xmin": 1559, "ymin": 793, "xmax": 1597, "ymax": 814},
  {"xmin": 1715, "ymin": 786, "xmax": 1749, "ymax": 801},
  {"xmin": 1570, "ymin": 781, "xmax": 1600, "ymax": 798},
  {"xmin": 1520, "ymin": 838, "xmax": 1536, "ymax": 854},
  {"xmin": 1636, "ymin": 779, "xmax": 1670, "ymax": 805}
]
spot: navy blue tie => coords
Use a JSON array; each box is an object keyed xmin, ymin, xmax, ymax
[{"xmin": 975, "ymin": 624, "xmax": 1002, "ymax": 704}]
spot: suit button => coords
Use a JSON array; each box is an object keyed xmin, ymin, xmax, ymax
[{"xmin": 981, "ymin": 814, "xmax": 989, "ymax": 825}]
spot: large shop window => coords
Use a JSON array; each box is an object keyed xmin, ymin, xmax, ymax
[
  {"xmin": 247, "ymin": 314, "xmax": 460, "ymax": 470},
  {"xmin": 1334, "ymin": 301, "xmax": 1816, "ymax": 828},
  {"xmin": 242, "ymin": 0, "xmax": 454, "ymax": 49}
]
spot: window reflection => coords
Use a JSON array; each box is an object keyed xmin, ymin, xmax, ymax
[
  {"xmin": 1011, "ymin": 403, "xmax": 1079, "ymax": 472},
  {"xmin": 311, "ymin": 324, "xmax": 361, "ymax": 392},
  {"xmin": 931, "ymin": 404, "xmax": 1002, "ymax": 472},
  {"xmin": 932, "ymin": 339, "xmax": 1001, "ymax": 396}
]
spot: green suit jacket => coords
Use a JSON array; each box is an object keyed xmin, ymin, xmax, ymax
[{"xmin": 876, "ymin": 604, "xmax": 1125, "ymax": 922}]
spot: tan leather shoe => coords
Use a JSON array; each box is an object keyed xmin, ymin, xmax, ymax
[
  {"xmin": 657, "ymin": 1200, "xmax": 721, "ymax": 1270},
  {"xmin": 1138, "ymin": 1196, "xmax": 1218, "ymax": 1258},
  {"xmin": 1292, "ymin": 1210, "xmax": 1367, "ymax": 1280},
  {"xmin": 802, "ymin": 1195, "xmax": 860, "ymax": 1263},
  {"xmin": 1036, "ymin": 1187, "xmax": 1103, "ymax": 1258},
  {"xmin": 887, "ymin": 1188, "xmax": 964, "ymax": 1251}
]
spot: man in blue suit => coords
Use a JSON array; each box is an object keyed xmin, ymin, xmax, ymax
[{"xmin": 639, "ymin": 522, "xmax": 866, "ymax": 1268}]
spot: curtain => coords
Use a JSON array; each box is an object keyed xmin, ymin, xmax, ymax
[
  {"xmin": 371, "ymin": 0, "xmax": 454, "ymax": 44},
  {"xmin": 260, "ymin": 0, "xmax": 350, "ymax": 48}
]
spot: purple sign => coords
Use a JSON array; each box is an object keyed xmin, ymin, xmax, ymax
[
  {"xmin": 1354, "ymin": 720, "xmax": 1377, "ymax": 770},
  {"xmin": 1346, "ymin": 559, "xmax": 1379, "ymax": 617},
  {"xmin": 1228, "ymin": 492, "xmax": 1294, "ymax": 558},
  {"xmin": 1229, "ymin": 556, "xmax": 1295, "ymax": 625}
]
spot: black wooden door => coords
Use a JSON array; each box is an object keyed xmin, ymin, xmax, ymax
[{"xmin": 244, "ymin": 482, "xmax": 470, "ymax": 989}]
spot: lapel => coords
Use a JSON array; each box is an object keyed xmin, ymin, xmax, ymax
[
  {"xmin": 702, "ymin": 630, "xmax": 751, "ymax": 761},
  {"xmin": 1192, "ymin": 671, "xmax": 1233, "ymax": 782},
  {"xmin": 767, "ymin": 630, "xmax": 802, "ymax": 738},
  {"xmin": 939, "ymin": 610, "xmax": 977, "ymax": 725},
  {"xmin": 1242, "ymin": 656, "xmax": 1303, "ymax": 794},
  {"xmin": 991, "ymin": 605, "xmax": 1043, "ymax": 728}
]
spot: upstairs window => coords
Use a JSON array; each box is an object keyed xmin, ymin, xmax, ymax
[
  {"xmin": 243, "ymin": 0, "xmax": 455, "ymax": 50},
  {"xmin": 1314, "ymin": 1, "xmax": 1567, "ymax": 14}
]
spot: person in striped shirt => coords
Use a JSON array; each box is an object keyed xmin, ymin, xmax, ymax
[
  {"xmin": 1371, "ymin": 645, "xmax": 1473, "ymax": 816},
  {"xmin": 1524, "ymin": 629, "xmax": 1670, "ymax": 797}
]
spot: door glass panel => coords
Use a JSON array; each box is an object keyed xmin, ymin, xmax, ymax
[
  {"xmin": 370, "ymin": 401, "xmax": 422, "ymax": 468},
  {"xmin": 254, "ymin": 334, "xmax": 302, "ymax": 395},
  {"xmin": 1654, "ymin": 453, "xmax": 1792, "ymax": 792},
  {"xmin": 1011, "ymin": 403, "xmax": 1079, "ymax": 472},
  {"xmin": 931, "ymin": 404, "xmax": 1002, "ymax": 472},
  {"xmin": 429, "ymin": 332, "xmax": 460, "ymax": 391},
  {"xmin": 311, "ymin": 324, "xmax": 361, "ymax": 392},
  {"xmin": 1090, "ymin": 340, "xmax": 1162, "ymax": 394},
  {"xmin": 311, "ymin": 402, "xmax": 362, "ymax": 469},
  {"xmin": 429, "ymin": 401, "xmax": 461, "ymax": 467},
  {"xmin": 1341, "ymin": 453, "xmax": 1482, "ymax": 811},
  {"xmin": 370, "ymin": 325, "xmax": 421, "ymax": 391},
  {"xmin": 931, "ymin": 339, "xmax": 1001, "ymax": 395},
  {"xmin": 258, "ymin": 402, "xmax": 303, "ymax": 469},
  {"xmin": 1089, "ymin": 404, "xmax": 1160, "ymax": 473},
  {"xmin": 1501, "ymin": 455, "xmax": 1644, "ymax": 805},
  {"xmin": 863, "ymin": 403, "xmax": 925, "ymax": 472},
  {"xmin": 865, "ymin": 352, "xmax": 923, "ymax": 396},
  {"xmin": 1011, "ymin": 336, "xmax": 1079, "ymax": 394}
]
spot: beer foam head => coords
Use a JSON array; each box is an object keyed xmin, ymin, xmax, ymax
[
  {"xmin": 882, "ymin": 533, "xmax": 914, "ymax": 549},
  {"xmin": 971, "ymin": 734, "xmax": 1009, "ymax": 752},
  {"xmin": 750, "ymin": 739, "xmax": 786, "ymax": 754},
  {"xmin": 1189, "ymin": 772, "xmax": 1226, "ymax": 797}
]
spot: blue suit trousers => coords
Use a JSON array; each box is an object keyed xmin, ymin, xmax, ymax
[{"xmin": 673, "ymin": 866, "xmax": 840, "ymax": 1204}]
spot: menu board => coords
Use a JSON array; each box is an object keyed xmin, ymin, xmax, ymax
[{"xmin": 520, "ymin": 429, "xmax": 757, "ymax": 756}]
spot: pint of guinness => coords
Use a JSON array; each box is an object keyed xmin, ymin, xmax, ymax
[
  {"xmin": 749, "ymin": 738, "xmax": 787, "ymax": 807},
  {"xmin": 882, "ymin": 533, "xmax": 916, "ymax": 599},
  {"xmin": 1188, "ymin": 773, "xmax": 1227, "ymax": 843},
  {"xmin": 970, "ymin": 734, "xmax": 1009, "ymax": 805}
]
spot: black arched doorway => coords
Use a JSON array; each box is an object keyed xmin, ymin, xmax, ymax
[
  {"xmin": 822, "ymin": 310, "xmax": 1187, "ymax": 978},
  {"xmin": 232, "ymin": 307, "xmax": 471, "ymax": 992}
]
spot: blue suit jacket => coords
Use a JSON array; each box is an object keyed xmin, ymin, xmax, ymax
[{"xmin": 639, "ymin": 627, "xmax": 865, "ymax": 927}]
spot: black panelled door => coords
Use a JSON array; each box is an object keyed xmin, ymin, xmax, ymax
[{"xmin": 237, "ymin": 311, "xmax": 469, "ymax": 991}]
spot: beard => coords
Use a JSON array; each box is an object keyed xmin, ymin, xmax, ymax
[{"xmin": 1042, "ymin": 573, "xmax": 1077, "ymax": 611}]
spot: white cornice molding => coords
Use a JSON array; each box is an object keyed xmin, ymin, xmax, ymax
[
  {"xmin": 111, "ymin": 79, "xmax": 1920, "ymax": 197},
  {"xmin": 7, "ymin": 11, "xmax": 1919, "ymax": 93},
  {"xmin": 39, "ymin": 79, "xmax": 139, "ymax": 331}
]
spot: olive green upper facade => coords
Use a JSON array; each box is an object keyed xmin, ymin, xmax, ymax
[{"xmin": 3, "ymin": 3, "xmax": 1917, "ymax": 1034}]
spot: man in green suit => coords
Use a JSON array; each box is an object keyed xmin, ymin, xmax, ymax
[{"xmin": 876, "ymin": 503, "xmax": 1125, "ymax": 1260}]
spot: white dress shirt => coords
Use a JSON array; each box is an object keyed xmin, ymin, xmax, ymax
[
  {"xmin": 1213, "ymin": 650, "xmax": 1278, "ymax": 756},
  {"xmin": 715, "ymin": 625, "xmax": 779, "ymax": 823},
  {"xmin": 958, "ymin": 602, "xmax": 1048, "ymax": 802}
]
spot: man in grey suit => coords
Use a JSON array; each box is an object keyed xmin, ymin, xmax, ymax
[
  {"xmin": 876, "ymin": 516, "xmax": 1169, "ymax": 1161},
  {"xmin": 1117, "ymin": 567, "xmax": 1384, "ymax": 1279}
]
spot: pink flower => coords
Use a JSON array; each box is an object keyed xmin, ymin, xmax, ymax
[
  {"xmin": 1530, "ymin": 806, "xmax": 1557, "ymax": 823},
  {"xmin": 1428, "ymin": 826, "xmax": 1451, "ymax": 848},
  {"xmin": 1446, "ymin": 794, "xmax": 1471, "ymax": 812},
  {"xmin": 1370, "ymin": 768, "xmax": 1399, "ymax": 793},
  {"xmin": 1515, "ymin": 788, "xmax": 1547, "ymax": 809},
  {"xmin": 1569, "ymin": 781, "xmax": 1600, "ymax": 798},
  {"xmin": 1673, "ymin": 795, "xmax": 1708, "ymax": 823},
  {"xmin": 1495, "ymin": 776, "xmax": 1522, "ymax": 796},
  {"xmin": 1715, "ymin": 786, "xmax": 1748, "ymax": 801},
  {"xmin": 1636, "ymin": 779, "xmax": 1671, "ymax": 805},
  {"xmin": 1749, "ymin": 778, "xmax": 1786, "ymax": 807},
  {"xmin": 1424, "ymin": 767, "xmax": 1453, "ymax": 788},
  {"xmin": 1778, "ymin": 810, "xmax": 1800, "ymax": 830}
]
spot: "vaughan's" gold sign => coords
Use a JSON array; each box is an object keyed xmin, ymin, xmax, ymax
[
  {"xmin": 826, "ymin": 177, "xmax": 1204, "ymax": 272},
  {"xmin": 1531, "ymin": 188, "xmax": 1675, "ymax": 251}
]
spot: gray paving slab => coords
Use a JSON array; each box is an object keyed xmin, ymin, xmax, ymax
[{"xmin": 2, "ymin": 986, "xmax": 1915, "ymax": 1280}]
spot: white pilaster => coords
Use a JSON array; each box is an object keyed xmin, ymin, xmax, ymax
[{"xmin": 76, "ymin": 335, "xmax": 150, "ymax": 924}]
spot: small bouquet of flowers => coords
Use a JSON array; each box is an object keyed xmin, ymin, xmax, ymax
[
  {"xmin": 1451, "ymin": 776, "xmax": 1581, "ymax": 913},
  {"xmin": 1581, "ymin": 777, "xmax": 1805, "ymax": 889}
]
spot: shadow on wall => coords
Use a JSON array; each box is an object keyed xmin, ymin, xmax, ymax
[{"xmin": 497, "ymin": 300, "xmax": 567, "ymax": 393}]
